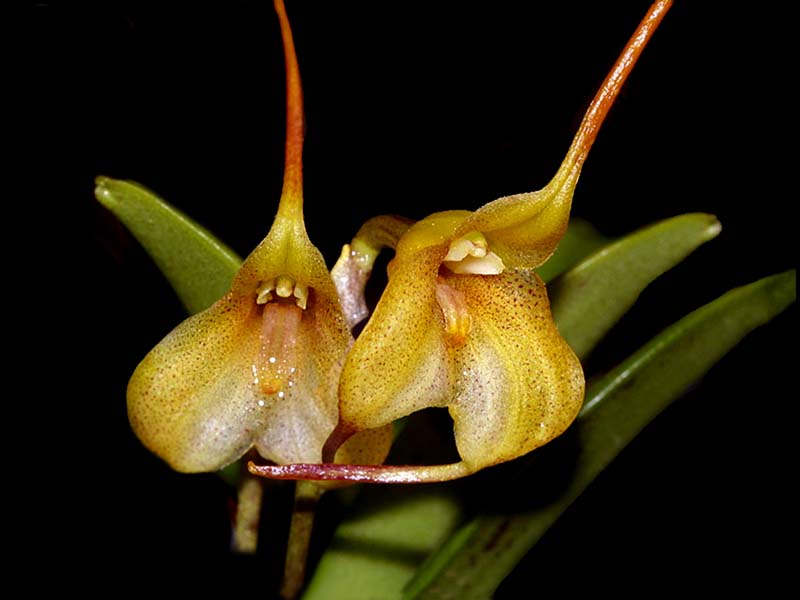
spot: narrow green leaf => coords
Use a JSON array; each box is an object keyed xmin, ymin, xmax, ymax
[
  {"xmin": 302, "ymin": 486, "xmax": 464, "ymax": 600},
  {"xmin": 95, "ymin": 176, "xmax": 241, "ymax": 314},
  {"xmin": 405, "ymin": 270, "xmax": 795, "ymax": 599},
  {"xmin": 549, "ymin": 212, "xmax": 721, "ymax": 359},
  {"xmin": 537, "ymin": 218, "xmax": 609, "ymax": 283}
]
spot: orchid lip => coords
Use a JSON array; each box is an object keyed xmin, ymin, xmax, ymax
[{"xmin": 256, "ymin": 301, "xmax": 302, "ymax": 397}]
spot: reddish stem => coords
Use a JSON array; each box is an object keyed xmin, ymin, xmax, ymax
[{"xmin": 248, "ymin": 460, "xmax": 473, "ymax": 484}]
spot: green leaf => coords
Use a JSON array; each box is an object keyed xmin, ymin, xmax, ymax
[
  {"xmin": 549, "ymin": 212, "xmax": 721, "ymax": 359},
  {"xmin": 95, "ymin": 176, "xmax": 241, "ymax": 314},
  {"xmin": 537, "ymin": 218, "xmax": 609, "ymax": 283},
  {"xmin": 302, "ymin": 412, "xmax": 466, "ymax": 599},
  {"xmin": 302, "ymin": 486, "xmax": 464, "ymax": 600},
  {"xmin": 404, "ymin": 270, "xmax": 796, "ymax": 599}
]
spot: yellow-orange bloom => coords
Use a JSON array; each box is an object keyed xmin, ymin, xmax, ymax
[
  {"xmin": 249, "ymin": 0, "xmax": 672, "ymax": 484},
  {"xmin": 125, "ymin": 0, "xmax": 391, "ymax": 473}
]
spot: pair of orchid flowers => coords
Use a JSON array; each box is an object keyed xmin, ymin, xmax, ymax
[{"xmin": 125, "ymin": 0, "xmax": 671, "ymax": 485}]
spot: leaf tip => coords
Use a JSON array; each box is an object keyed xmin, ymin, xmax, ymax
[
  {"xmin": 766, "ymin": 269, "xmax": 797, "ymax": 307},
  {"xmin": 94, "ymin": 175, "xmax": 116, "ymax": 208},
  {"xmin": 704, "ymin": 215, "xmax": 722, "ymax": 240}
]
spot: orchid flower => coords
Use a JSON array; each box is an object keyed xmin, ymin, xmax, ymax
[
  {"xmin": 250, "ymin": 0, "xmax": 673, "ymax": 483},
  {"xmin": 123, "ymin": 0, "xmax": 391, "ymax": 473}
]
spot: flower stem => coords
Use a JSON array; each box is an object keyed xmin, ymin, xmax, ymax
[
  {"xmin": 280, "ymin": 481, "xmax": 323, "ymax": 599},
  {"xmin": 232, "ymin": 469, "xmax": 265, "ymax": 554}
]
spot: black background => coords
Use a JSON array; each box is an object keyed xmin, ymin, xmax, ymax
[{"xmin": 24, "ymin": 1, "xmax": 794, "ymax": 593}]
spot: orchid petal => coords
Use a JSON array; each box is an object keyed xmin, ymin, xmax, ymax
[
  {"xmin": 128, "ymin": 294, "xmax": 261, "ymax": 472},
  {"xmin": 337, "ymin": 244, "xmax": 454, "ymax": 432},
  {"xmin": 446, "ymin": 269, "xmax": 583, "ymax": 470}
]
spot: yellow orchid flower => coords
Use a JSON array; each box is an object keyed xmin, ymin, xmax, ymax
[
  {"xmin": 125, "ymin": 0, "xmax": 391, "ymax": 473},
  {"xmin": 250, "ymin": 0, "xmax": 672, "ymax": 483}
]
